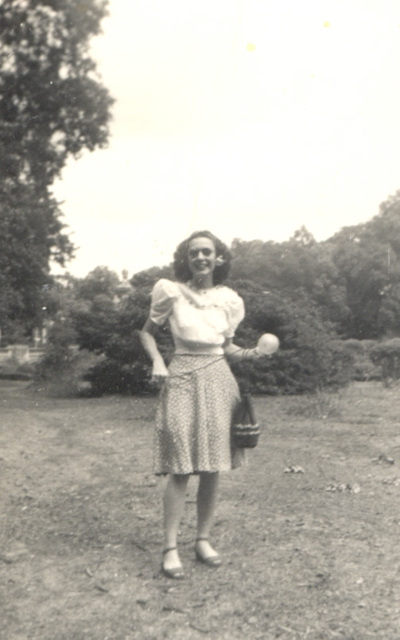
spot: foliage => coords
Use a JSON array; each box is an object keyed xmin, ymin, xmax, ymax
[
  {"xmin": 340, "ymin": 339, "xmax": 379, "ymax": 381},
  {"xmin": 230, "ymin": 229, "xmax": 350, "ymax": 332},
  {"xmin": 33, "ymin": 314, "xmax": 101, "ymax": 396},
  {"xmin": 61, "ymin": 267, "xmax": 162, "ymax": 395},
  {"xmin": 84, "ymin": 358, "xmax": 154, "ymax": 396},
  {"xmin": 229, "ymin": 280, "xmax": 353, "ymax": 394},
  {"xmin": 130, "ymin": 265, "xmax": 174, "ymax": 290},
  {"xmin": 0, "ymin": 0, "xmax": 112, "ymax": 187},
  {"xmin": 35, "ymin": 267, "xmax": 126, "ymax": 395},
  {"xmin": 328, "ymin": 226, "xmax": 389, "ymax": 338},
  {"xmin": 0, "ymin": 0, "xmax": 113, "ymax": 342},
  {"xmin": 33, "ymin": 316, "xmax": 79, "ymax": 390},
  {"xmin": 35, "ymin": 191, "xmax": 400, "ymax": 394},
  {"xmin": 370, "ymin": 338, "xmax": 400, "ymax": 360},
  {"xmin": 75, "ymin": 266, "xmax": 121, "ymax": 301},
  {"xmin": 82, "ymin": 278, "xmax": 174, "ymax": 395},
  {"xmin": 70, "ymin": 267, "xmax": 128, "ymax": 352},
  {"xmin": 34, "ymin": 316, "xmax": 77, "ymax": 375},
  {"xmin": 229, "ymin": 196, "xmax": 400, "ymax": 341},
  {"xmin": 0, "ymin": 194, "xmax": 66, "ymax": 342},
  {"xmin": 73, "ymin": 294, "xmax": 119, "ymax": 352},
  {"xmin": 328, "ymin": 190, "xmax": 400, "ymax": 338},
  {"xmin": 74, "ymin": 274, "xmax": 354, "ymax": 396},
  {"xmin": 370, "ymin": 338, "xmax": 400, "ymax": 386}
]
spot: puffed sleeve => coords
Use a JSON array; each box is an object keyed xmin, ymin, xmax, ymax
[
  {"xmin": 149, "ymin": 279, "xmax": 178, "ymax": 325},
  {"xmin": 224, "ymin": 288, "xmax": 245, "ymax": 337}
]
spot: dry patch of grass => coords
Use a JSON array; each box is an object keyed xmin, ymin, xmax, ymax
[{"xmin": 1, "ymin": 381, "xmax": 400, "ymax": 639}]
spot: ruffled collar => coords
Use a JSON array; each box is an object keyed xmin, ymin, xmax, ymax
[{"xmin": 177, "ymin": 282, "xmax": 227, "ymax": 310}]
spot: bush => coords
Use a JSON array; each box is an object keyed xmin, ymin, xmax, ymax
[
  {"xmin": 84, "ymin": 359, "xmax": 155, "ymax": 396},
  {"xmin": 230, "ymin": 282, "xmax": 354, "ymax": 394},
  {"xmin": 0, "ymin": 360, "xmax": 35, "ymax": 380},
  {"xmin": 341, "ymin": 339, "xmax": 379, "ymax": 381},
  {"xmin": 370, "ymin": 338, "xmax": 400, "ymax": 386},
  {"xmin": 33, "ymin": 318, "xmax": 99, "ymax": 396},
  {"xmin": 74, "ymin": 286, "xmax": 176, "ymax": 396},
  {"xmin": 72, "ymin": 276, "xmax": 354, "ymax": 396},
  {"xmin": 231, "ymin": 341, "xmax": 353, "ymax": 396}
]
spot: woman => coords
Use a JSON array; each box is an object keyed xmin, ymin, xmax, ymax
[{"xmin": 140, "ymin": 230, "xmax": 264, "ymax": 579}]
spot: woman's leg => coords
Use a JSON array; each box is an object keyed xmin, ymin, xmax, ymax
[
  {"xmin": 196, "ymin": 472, "xmax": 220, "ymax": 559},
  {"xmin": 163, "ymin": 473, "xmax": 190, "ymax": 570}
]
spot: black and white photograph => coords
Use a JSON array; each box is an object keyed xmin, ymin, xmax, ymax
[{"xmin": 2, "ymin": 1, "xmax": 400, "ymax": 638}]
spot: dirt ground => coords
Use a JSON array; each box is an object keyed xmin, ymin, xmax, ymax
[{"xmin": 1, "ymin": 380, "xmax": 400, "ymax": 640}]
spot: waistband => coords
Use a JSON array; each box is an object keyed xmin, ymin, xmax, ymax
[{"xmin": 174, "ymin": 346, "xmax": 224, "ymax": 356}]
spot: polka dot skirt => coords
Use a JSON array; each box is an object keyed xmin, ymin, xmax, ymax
[{"xmin": 153, "ymin": 355, "xmax": 246, "ymax": 475}]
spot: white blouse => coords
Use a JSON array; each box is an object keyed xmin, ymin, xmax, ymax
[{"xmin": 150, "ymin": 279, "xmax": 245, "ymax": 354}]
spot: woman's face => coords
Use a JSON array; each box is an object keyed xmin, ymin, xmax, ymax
[{"xmin": 187, "ymin": 236, "xmax": 217, "ymax": 280}]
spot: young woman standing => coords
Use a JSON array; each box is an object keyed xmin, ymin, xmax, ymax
[{"xmin": 140, "ymin": 230, "xmax": 265, "ymax": 579}]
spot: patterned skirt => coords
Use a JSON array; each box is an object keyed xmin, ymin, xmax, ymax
[{"xmin": 153, "ymin": 354, "xmax": 246, "ymax": 475}]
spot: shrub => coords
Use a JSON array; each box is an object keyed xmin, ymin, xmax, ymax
[
  {"xmin": 230, "ymin": 282, "xmax": 354, "ymax": 394},
  {"xmin": 84, "ymin": 359, "xmax": 154, "ymax": 396},
  {"xmin": 340, "ymin": 339, "xmax": 379, "ymax": 381},
  {"xmin": 73, "ymin": 276, "xmax": 354, "ymax": 396},
  {"xmin": 370, "ymin": 338, "xmax": 400, "ymax": 386},
  {"xmin": 33, "ymin": 318, "xmax": 99, "ymax": 396},
  {"xmin": 75, "ymin": 285, "xmax": 176, "ymax": 395}
]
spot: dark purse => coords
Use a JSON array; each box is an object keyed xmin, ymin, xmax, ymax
[{"xmin": 232, "ymin": 392, "xmax": 260, "ymax": 448}]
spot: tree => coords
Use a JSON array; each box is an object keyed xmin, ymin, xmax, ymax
[
  {"xmin": 328, "ymin": 226, "xmax": 388, "ymax": 338},
  {"xmin": 75, "ymin": 266, "xmax": 121, "ymax": 302},
  {"xmin": 328, "ymin": 192, "xmax": 400, "ymax": 338},
  {"xmin": 130, "ymin": 265, "xmax": 174, "ymax": 290},
  {"xmin": 69, "ymin": 267, "xmax": 122, "ymax": 352},
  {"xmin": 230, "ymin": 230, "xmax": 349, "ymax": 331},
  {"xmin": 0, "ymin": 193, "xmax": 71, "ymax": 341},
  {"xmin": 0, "ymin": 0, "xmax": 113, "ymax": 343},
  {"xmin": 74, "ymin": 266, "xmax": 176, "ymax": 395}
]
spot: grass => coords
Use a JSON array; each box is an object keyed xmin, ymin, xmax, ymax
[{"xmin": 1, "ymin": 380, "xmax": 400, "ymax": 639}]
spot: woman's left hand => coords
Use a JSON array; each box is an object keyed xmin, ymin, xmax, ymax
[
  {"xmin": 247, "ymin": 348, "xmax": 266, "ymax": 360},
  {"xmin": 224, "ymin": 341, "xmax": 266, "ymax": 362}
]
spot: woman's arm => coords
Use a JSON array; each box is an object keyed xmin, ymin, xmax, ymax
[
  {"xmin": 140, "ymin": 317, "xmax": 169, "ymax": 383},
  {"xmin": 223, "ymin": 338, "xmax": 261, "ymax": 362}
]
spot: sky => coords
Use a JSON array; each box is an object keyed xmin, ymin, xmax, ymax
[{"xmin": 52, "ymin": 0, "xmax": 400, "ymax": 278}]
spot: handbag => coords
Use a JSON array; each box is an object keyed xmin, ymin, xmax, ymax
[{"xmin": 232, "ymin": 392, "xmax": 260, "ymax": 448}]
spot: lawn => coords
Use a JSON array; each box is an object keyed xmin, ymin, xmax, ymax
[{"xmin": 1, "ymin": 380, "xmax": 400, "ymax": 639}]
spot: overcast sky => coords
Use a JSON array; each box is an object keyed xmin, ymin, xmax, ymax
[{"xmin": 52, "ymin": 0, "xmax": 400, "ymax": 278}]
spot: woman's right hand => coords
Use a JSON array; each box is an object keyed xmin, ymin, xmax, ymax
[
  {"xmin": 151, "ymin": 359, "xmax": 169, "ymax": 385},
  {"xmin": 140, "ymin": 318, "xmax": 169, "ymax": 385}
]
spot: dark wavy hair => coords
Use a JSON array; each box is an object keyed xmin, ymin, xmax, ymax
[{"xmin": 173, "ymin": 230, "xmax": 231, "ymax": 285}]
